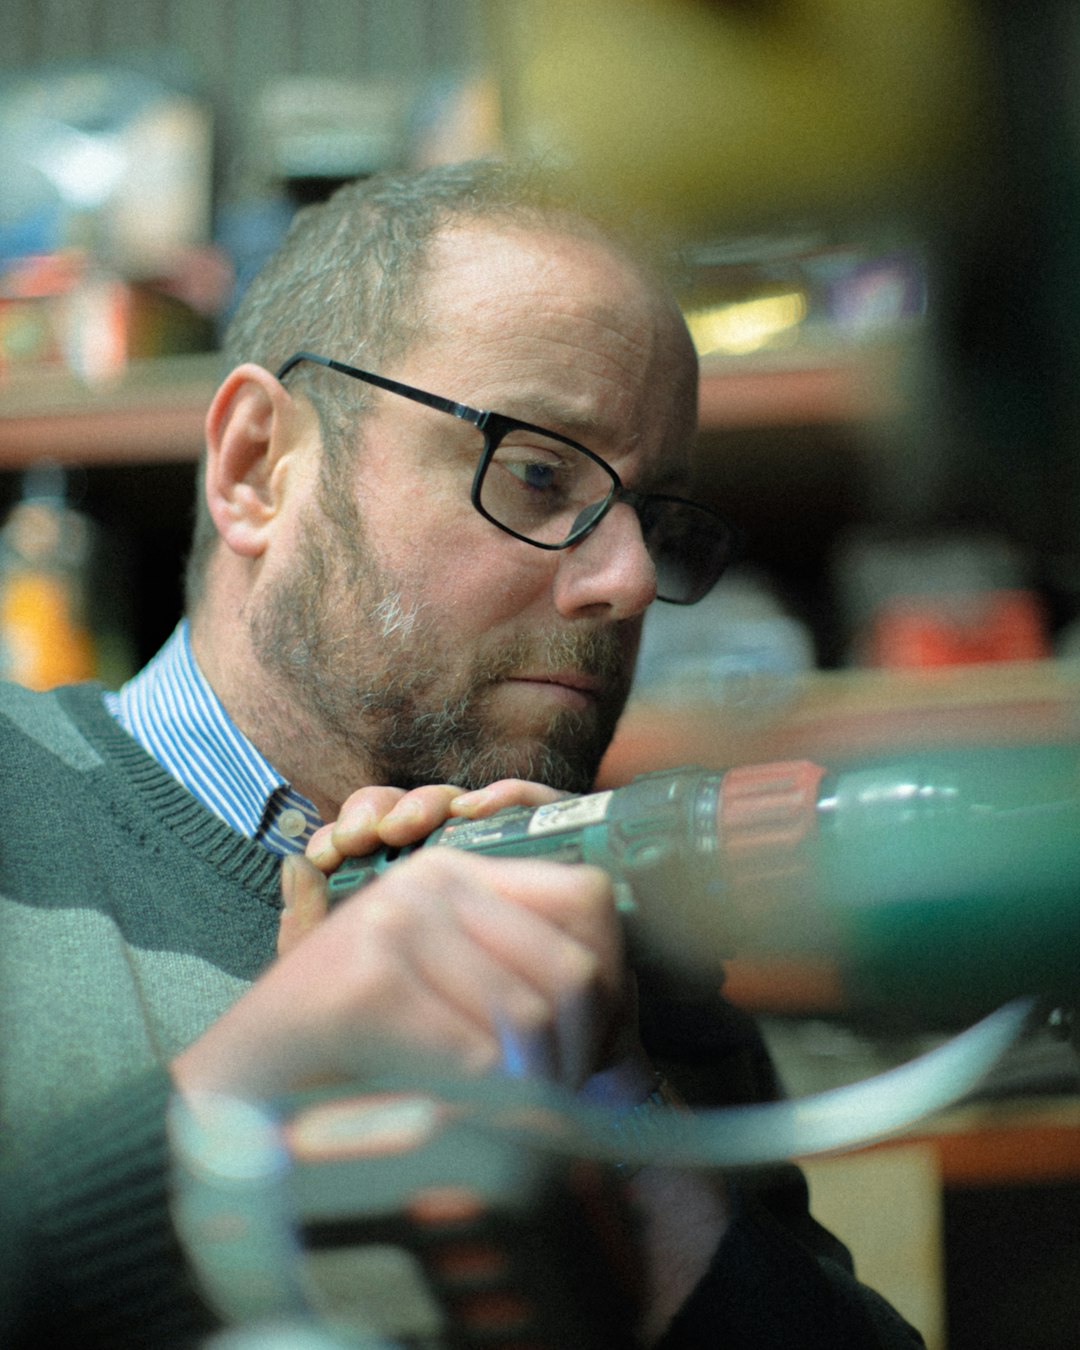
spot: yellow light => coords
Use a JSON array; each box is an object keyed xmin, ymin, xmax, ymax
[{"xmin": 684, "ymin": 292, "xmax": 807, "ymax": 357}]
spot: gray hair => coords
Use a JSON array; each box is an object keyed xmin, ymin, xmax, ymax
[{"xmin": 184, "ymin": 158, "xmax": 662, "ymax": 612}]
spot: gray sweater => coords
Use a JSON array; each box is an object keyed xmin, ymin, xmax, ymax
[
  {"xmin": 0, "ymin": 678, "xmax": 279, "ymax": 1344},
  {"xmin": 0, "ymin": 678, "xmax": 922, "ymax": 1348}
]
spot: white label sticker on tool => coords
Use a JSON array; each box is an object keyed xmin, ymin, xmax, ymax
[{"xmin": 527, "ymin": 790, "xmax": 613, "ymax": 836}]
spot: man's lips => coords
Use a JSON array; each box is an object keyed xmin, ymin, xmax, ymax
[
  {"xmin": 503, "ymin": 671, "xmax": 604, "ymax": 707},
  {"xmin": 513, "ymin": 669, "xmax": 603, "ymax": 691}
]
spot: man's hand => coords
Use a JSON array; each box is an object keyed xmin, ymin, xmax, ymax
[
  {"xmin": 283, "ymin": 775, "xmax": 650, "ymax": 1085},
  {"xmin": 304, "ymin": 779, "xmax": 567, "ymax": 873},
  {"xmin": 173, "ymin": 848, "xmax": 626, "ymax": 1101},
  {"xmin": 279, "ymin": 778, "xmax": 567, "ymax": 959},
  {"xmin": 171, "ymin": 781, "xmax": 732, "ymax": 1346}
]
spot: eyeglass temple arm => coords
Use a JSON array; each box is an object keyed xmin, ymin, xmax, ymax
[{"xmin": 275, "ymin": 351, "xmax": 488, "ymax": 429}]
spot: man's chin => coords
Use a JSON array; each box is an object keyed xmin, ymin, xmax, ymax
[{"xmin": 469, "ymin": 728, "xmax": 608, "ymax": 795}]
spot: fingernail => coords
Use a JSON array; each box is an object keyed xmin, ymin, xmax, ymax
[
  {"xmin": 305, "ymin": 845, "xmax": 329, "ymax": 871},
  {"xmin": 383, "ymin": 799, "xmax": 422, "ymax": 826},
  {"xmin": 450, "ymin": 789, "xmax": 489, "ymax": 814},
  {"xmin": 339, "ymin": 801, "xmax": 377, "ymax": 835}
]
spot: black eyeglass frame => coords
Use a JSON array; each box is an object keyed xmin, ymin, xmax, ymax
[{"xmin": 275, "ymin": 350, "xmax": 737, "ymax": 604}]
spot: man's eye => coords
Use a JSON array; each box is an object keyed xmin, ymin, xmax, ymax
[
  {"xmin": 509, "ymin": 459, "xmax": 558, "ymax": 491},
  {"xmin": 494, "ymin": 448, "xmax": 569, "ymax": 493}
]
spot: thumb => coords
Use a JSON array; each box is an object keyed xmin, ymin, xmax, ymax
[{"xmin": 278, "ymin": 853, "xmax": 330, "ymax": 956}]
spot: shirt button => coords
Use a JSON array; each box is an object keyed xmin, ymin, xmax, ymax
[{"xmin": 278, "ymin": 808, "xmax": 308, "ymax": 839}]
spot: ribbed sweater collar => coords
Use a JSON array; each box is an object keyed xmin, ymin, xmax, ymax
[{"xmin": 53, "ymin": 682, "xmax": 282, "ymax": 901}]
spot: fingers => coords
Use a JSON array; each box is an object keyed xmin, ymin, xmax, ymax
[
  {"xmin": 307, "ymin": 784, "xmax": 462, "ymax": 871},
  {"xmin": 462, "ymin": 857, "xmax": 624, "ymax": 999},
  {"xmin": 449, "ymin": 779, "xmax": 568, "ymax": 817},
  {"xmin": 484, "ymin": 857, "xmax": 630, "ymax": 1081},
  {"xmin": 387, "ymin": 850, "xmax": 625, "ymax": 1087},
  {"xmin": 353, "ymin": 863, "xmax": 562, "ymax": 1078},
  {"xmin": 293, "ymin": 849, "xmax": 618, "ymax": 1090},
  {"xmin": 179, "ymin": 848, "xmax": 629, "ymax": 1100},
  {"xmin": 306, "ymin": 779, "xmax": 569, "ymax": 873}
]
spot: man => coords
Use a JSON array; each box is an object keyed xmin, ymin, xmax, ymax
[{"xmin": 0, "ymin": 161, "xmax": 922, "ymax": 1347}]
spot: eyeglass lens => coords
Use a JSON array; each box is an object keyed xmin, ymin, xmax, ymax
[
  {"xmin": 477, "ymin": 431, "xmax": 728, "ymax": 603},
  {"xmin": 477, "ymin": 427, "xmax": 616, "ymax": 546},
  {"xmin": 639, "ymin": 498, "xmax": 731, "ymax": 604}
]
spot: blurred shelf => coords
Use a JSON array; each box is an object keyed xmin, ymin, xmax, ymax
[
  {"xmin": 0, "ymin": 339, "xmax": 909, "ymax": 471},
  {"xmin": 866, "ymin": 1096, "xmax": 1080, "ymax": 1189},
  {"xmin": 0, "ymin": 353, "xmax": 220, "ymax": 468},
  {"xmin": 598, "ymin": 660, "xmax": 1080, "ymax": 789},
  {"xmin": 697, "ymin": 338, "xmax": 910, "ymax": 428}
]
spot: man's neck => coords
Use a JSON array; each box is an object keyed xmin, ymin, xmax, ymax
[{"xmin": 186, "ymin": 609, "xmax": 368, "ymax": 823}]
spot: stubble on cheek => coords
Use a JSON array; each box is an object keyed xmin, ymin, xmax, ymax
[
  {"xmin": 345, "ymin": 618, "xmax": 636, "ymax": 793},
  {"xmin": 249, "ymin": 499, "xmax": 636, "ymax": 793}
]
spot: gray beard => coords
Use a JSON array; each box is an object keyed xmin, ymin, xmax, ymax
[
  {"xmin": 345, "ymin": 625, "xmax": 630, "ymax": 794},
  {"xmin": 250, "ymin": 502, "xmax": 634, "ymax": 795}
]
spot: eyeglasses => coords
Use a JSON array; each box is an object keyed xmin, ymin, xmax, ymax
[{"xmin": 276, "ymin": 350, "xmax": 739, "ymax": 604}]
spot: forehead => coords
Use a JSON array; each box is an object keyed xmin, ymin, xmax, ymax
[{"xmin": 403, "ymin": 220, "xmax": 698, "ymax": 474}]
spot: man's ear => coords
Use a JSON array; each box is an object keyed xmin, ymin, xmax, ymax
[{"xmin": 204, "ymin": 363, "xmax": 305, "ymax": 559}]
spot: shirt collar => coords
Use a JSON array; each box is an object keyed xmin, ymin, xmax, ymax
[{"xmin": 105, "ymin": 621, "xmax": 322, "ymax": 854}]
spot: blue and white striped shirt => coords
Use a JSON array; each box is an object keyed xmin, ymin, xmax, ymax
[{"xmin": 104, "ymin": 621, "xmax": 323, "ymax": 856}]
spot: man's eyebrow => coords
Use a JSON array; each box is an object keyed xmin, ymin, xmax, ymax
[
  {"xmin": 490, "ymin": 391, "xmax": 602, "ymax": 443},
  {"xmin": 486, "ymin": 391, "xmax": 694, "ymax": 495}
]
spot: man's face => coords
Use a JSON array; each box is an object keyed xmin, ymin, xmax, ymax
[{"xmin": 251, "ymin": 222, "xmax": 699, "ymax": 798}]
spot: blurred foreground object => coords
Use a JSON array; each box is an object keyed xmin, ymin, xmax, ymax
[
  {"xmin": 170, "ymin": 1082, "xmax": 645, "ymax": 1348},
  {"xmin": 331, "ymin": 745, "xmax": 1080, "ymax": 1026},
  {"xmin": 490, "ymin": 0, "xmax": 988, "ymax": 237},
  {"xmin": 490, "ymin": 1, "xmax": 1080, "ymax": 641},
  {"xmin": 171, "ymin": 1001, "xmax": 1033, "ymax": 1342},
  {"xmin": 599, "ymin": 661, "xmax": 1080, "ymax": 1017}
]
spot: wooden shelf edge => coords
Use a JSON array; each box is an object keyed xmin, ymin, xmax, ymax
[
  {"xmin": 860, "ymin": 1097, "xmax": 1080, "ymax": 1188},
  {"xmin": 598, "ymin": 661, "xmax": 1080, "ymax": 788},
  {"xmin": 697, "ymin": 340, "xmax": 910, "ymax": 428},
  {"xmin": 0, "ymin": 340, "xmax": 912, "ymax": 467},
  {"xmin": 0, "ymin": 354, "xmax": 220, "ymax": 467}
]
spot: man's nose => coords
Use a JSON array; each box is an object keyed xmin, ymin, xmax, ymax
[{"xmin": 551, "ymin": 500, "xmax": 658, "ymax": 620}]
